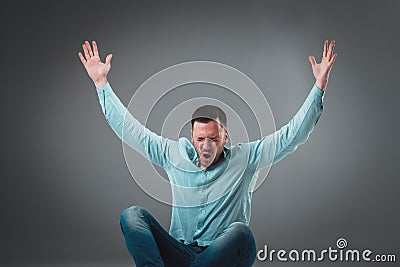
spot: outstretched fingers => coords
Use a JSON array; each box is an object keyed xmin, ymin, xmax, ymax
[
  {"xmin": 105, "ymin": 54, "xmax": 113, "ymax": 65},
  {"xmin": 309, "ymin": 56, "xmax": 317, "ymax": 66},
  {"xmin": 78, "ymin": 52, "xmax": 86, "ymax": 65},
  {"xmin": 327, "ymin": 40, "xmax": 335, "ymax": 61},
  {"xmin": 79, "ymin": 40, "xmax": 99, "ymax": 64},
  {"xmin": 330, "ymin": 53, "xmax": 337, "ymax": 65},
  {"xmin": 85, "ymin": 41, "xmax": 94, "ymax": 57},
  {"xmin": 92, "ymin": 41, "xmax": 99, "ymax": 57},
  {"xmin": 323, "ymin": 40, "xmax": 328, "ymax": 58},
  {"xmin": 82, "ymin": 42, "xmax": 90, "ymax": 60}
]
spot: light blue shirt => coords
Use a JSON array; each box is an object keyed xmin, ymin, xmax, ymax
[{"xmin": 97, "ymin": 83, "xmax": 324, "ymax": 246}]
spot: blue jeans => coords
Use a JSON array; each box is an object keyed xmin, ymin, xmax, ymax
[{"xmin": 120, "ymin": 206, "xmax": 256, "ymax": 267}]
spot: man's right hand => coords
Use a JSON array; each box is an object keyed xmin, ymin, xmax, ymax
[{"xmin": 78, "ymin": 40, "xmax": 113, "ymax": 89}]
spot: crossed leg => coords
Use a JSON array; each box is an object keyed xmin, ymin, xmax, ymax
[{"xmin": 120, "ymin": 206, "xmax": 256, "ymax": 267}]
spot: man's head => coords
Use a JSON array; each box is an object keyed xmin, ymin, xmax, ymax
[{"xmin": 191, "ymin": 105, "xmax": 228, "ymax": 170}]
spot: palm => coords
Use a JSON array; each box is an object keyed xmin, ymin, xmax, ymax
[
  {"xmin": 85, "ymin": 54, "xmax": 110, "ymax": 82},
  {"xmin": 311, "ymin": 57, "xmax": 330, "ymax": 81},
  {"xmin": 78, "ymin": 40, "xmax": 113, "ymax": 87},
  {"xmin": 309, "ymin": 40, "xmax": 337, "ymax": 90}
]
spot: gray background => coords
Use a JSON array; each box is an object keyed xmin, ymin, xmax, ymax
[{"xmin": 1, "ymin": 0, "xmax": 399, "ymax": 266}]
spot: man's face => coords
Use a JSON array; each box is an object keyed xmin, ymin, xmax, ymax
[{"xmin": 191, "ymin": 120, "xmax": 228, "ymax": 170}]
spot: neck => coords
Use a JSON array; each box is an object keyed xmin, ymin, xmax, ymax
[{"xmin": 198, "ymin": 151, "xmax": 224, "ymax": 170}]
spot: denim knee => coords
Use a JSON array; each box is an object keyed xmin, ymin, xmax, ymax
[
  {"xmin": 226, "ymin": 222, "xmax": 256, "ymax": 262},
  {"xmin": 120, "ymin": 206, "xmax": 147, "ymax": 229},
  {"xmin": 227, "ymin": 222, "xmax": 252, "ymax": 237},
  {"xmin": 226, "ymin": 222, "xmax": 255, "ymax": 247}
]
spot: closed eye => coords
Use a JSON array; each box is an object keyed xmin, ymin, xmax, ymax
[{"xmin": 197, "ymin": 137, "xmax": 219, "ymax": 142}]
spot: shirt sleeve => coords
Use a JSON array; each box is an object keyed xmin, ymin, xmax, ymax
[
  {"xmin": 248, "ymin": 84, "xmax": 325, "ymax": 170},
  {"xmin": 96, "ymin": 82, "xmax": 171, "ymax": 167}
]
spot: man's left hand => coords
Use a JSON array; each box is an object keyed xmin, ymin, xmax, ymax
[{"xmin": 309, "ymin": 40, "xmax": 337, "ymax": 91}]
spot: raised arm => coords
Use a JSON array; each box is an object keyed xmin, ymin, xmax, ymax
[
  {"xmin": 249, "ymin": 40, "xmax": 337, "ymax": 170},
  {"xmin": 78, "ymin": 41, "xmax": 171, "ymax": 167}
]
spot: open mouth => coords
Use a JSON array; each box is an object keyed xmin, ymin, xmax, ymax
[{"xmin": 202, "ymin": 153, "xmax": 211, "ymax": 159}]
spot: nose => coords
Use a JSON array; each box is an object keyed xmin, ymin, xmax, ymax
[{"xmin": 202, "ymin": 138, "xmax": 213, "ymax": 149}]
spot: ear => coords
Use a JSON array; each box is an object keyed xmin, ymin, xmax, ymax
[{"xmin": 224, "ymin": 129, "xmax": 229, "ymax": 144}]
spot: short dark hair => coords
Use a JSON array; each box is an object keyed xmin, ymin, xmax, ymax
[{"xmin": 191, "ymin": 105, "xmax": 227, "ymax": 128}]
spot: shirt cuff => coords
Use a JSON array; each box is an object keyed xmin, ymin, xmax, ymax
[
  {"xmin": 96, "ymin": 82, "xmax": 112, "ymax": 97},
  {"xmin": 311, "ymin": 84, "xmax": 325, "ymax": 97}
]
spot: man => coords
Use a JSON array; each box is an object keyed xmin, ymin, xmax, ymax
[{"xmin": 78, "ymin": 40, "xmax": 336, "ymax": 266}]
